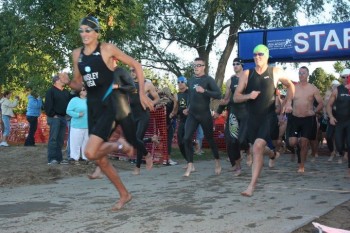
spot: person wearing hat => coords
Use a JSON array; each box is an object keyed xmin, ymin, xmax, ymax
[
  {"xmin": 233, "ymin": 44, "xmax": 295, "ymax": 197},
  {"xmin": 182, "ymin": 57, "xmax": 222, "ymax": 177},
  {"xmin": 170, "ymin": 76, "xmax": 191, "ymax": 167},
  {"xmin": 215, "ymin": 57, "xmax": 250, "ymax": 176},
  {"xmin": 44, "ymin": 73, "xmax": 74, "ymax": 164},
  {"xmin": 326, "ymin": 68, "xmax": 350, "ymax": 177},
  {"xmin": 68, "ymin": 16, "xmax": 154, "ymax": 211},
  {"xmin": 323, "ymin": 79, "xmax": 340, "ymax": 162}
]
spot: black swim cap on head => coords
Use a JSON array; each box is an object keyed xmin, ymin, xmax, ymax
[
  {"xmin": 80, "ymin": 16, "xmax": 100, "ymax": 32},
  {"xmin": 233, "ymin": 57, "xmax": 243, "ymax": 65}
]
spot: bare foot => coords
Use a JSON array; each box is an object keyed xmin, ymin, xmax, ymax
[
  {"xmin": 268, "ymin": 159, "xmax": 275, "ymax": 168},
  {"xmin": 183, "ymin": 164, "xmax": 195, "ymax": 172},
  {"xmin": 87, "ymin": 167, "xmax": 103, "ymax": 179},
  {"xmin": 118, "ymin": 138, "xmax": 134, "ymax": 157},
  {"xmin": 183, "ymin": 163, "xmax": 193, "ymax": 177},
  {"xmin": 241, "ymin": 186, "xmax": 254, "ymax": 197},
  {"xmin": 111, "ymin": 193, "xmax": 132, "ymax": 211},
  {"xmin": 132, "ymin": 167, "xmax": 140, "ymax": 175},
  {"xmin": 145, "ymin": 153, "xmax": 153, "ymax": 170},
  {"xmin": 151, "ymin": 135, "xmax": 160, "ymax": 145},
  {"xmin": 297, "ymin": 167, "xmax": 305, "ymax": 173},
  {"xmin": 215, "ymin": 160, "xmax": 222, "ymax": 175}
]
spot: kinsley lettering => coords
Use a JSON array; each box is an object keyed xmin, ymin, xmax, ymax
[{"xmin": 83, "ymin": 72, "xmax": 99, "ymax": 87}]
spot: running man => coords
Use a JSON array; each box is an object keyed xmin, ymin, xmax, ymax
[{"xmin": 233, "ymin": 44, "xmax": 295, "ymax": 197}]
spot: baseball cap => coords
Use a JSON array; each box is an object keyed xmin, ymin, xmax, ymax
[
  {"xmin": 253, "ymin": 44, "xmax": 269, "ymax": 57},
  {"xmin": 177, "ymin": 76, "xmax": 187, "ymax": 84},
  {"xmin": 331, "ymin": 80, "xmax": 340, "ymax": 86},
  {"xmin": 340, "ymin": 68, "xmax": 350, "ymax": 77}
]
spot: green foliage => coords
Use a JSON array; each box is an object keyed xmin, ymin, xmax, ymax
[{"xmin": 309, "ymin": 67, "xmax": 335, "ymax": 96}]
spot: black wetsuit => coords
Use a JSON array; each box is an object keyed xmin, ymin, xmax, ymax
[
  {"xmin": 103, "ymin": 67, "xmax": 149, "ymax": 164},
  {"xmin": 129, "ymin": 81, "xmax": 151, "ymax": 168},
  {"xmin": 217, "ymin": 75, "xmax": 248, "ymax": 167},
  {"xmin": 245, "ymin": 67, "xmax": 278, "ymax": 143},
  {"xmin": 176, "ymin": 89, "xmax": 189, "ymax": 160},
  {"xmin": 183, "ymin": 75, "xmax": 222, "ymax": 163},
  {"xmin": 334, "ymin": 85, "xmax": 350, "ymax": 167}
]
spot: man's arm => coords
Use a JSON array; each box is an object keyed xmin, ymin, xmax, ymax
[
  {"xmin": 169, "ymin": 93, "xmax": 178, "ymax": 118},
  {"xmin": 275, "ymin": 68, "xmax": 294, "ymax": 114},
  {"xmin": 220, "ymin": 78, "xmax": 231, "ymax": 105},
  {"xmin": 326, "ymin": 89, "xmax": 337, "ymax": 125},
  {"xmin": 104, "ymin": 43, "xmax": 154, "ymax": 111},
  {"xmin": 233, "ymin": 70, "xmax": 259, "ymax": 103},
  {"xmin": 146, "ymin": 82, "xmax": 160, "ymax": 106},
  {"xmin": 313, "ymin": 87, "xmax": 324, "ymax": 114},
  {"xmin": 69, "ymin": 49, "xmax": 84, "ymax": 92}
]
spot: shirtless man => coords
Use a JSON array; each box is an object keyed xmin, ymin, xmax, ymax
[
  {"xmin": 287, "ymin": 66, "xmax": 323, "ymax": 173},
  {"xmin": 234, "ymin": 44, "xmax": 295, "ymax": 197}
]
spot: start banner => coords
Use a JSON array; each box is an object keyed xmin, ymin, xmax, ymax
[{"xmin": 238, "ymin": 21, "xmax": 350, "ymax": 64}]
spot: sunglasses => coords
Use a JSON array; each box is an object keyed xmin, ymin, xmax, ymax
[
  {"xmin": 253, "ymin": 53, "xmax": 264, "ymax": 57},
  {"xmin": 341, "ymin": 75, "xmax": 349, "ymax": 79},
  {"xmin": 177, "ymin": 81, "xmax": 186, "ymax": 84},
  {"xmin": 193, "ymin": 64, "xmax": 205, "ymax": 68},
  {"xmin": 232, "ymin": 62, "xmax": 241, "ymax": 66},
  {"xmin": 78, "ymin": 28, "xmax": 96, "ymax": 33},
  {"xmin": 299, "ymin": 72, "xmax": 307, "ymax": 75}
]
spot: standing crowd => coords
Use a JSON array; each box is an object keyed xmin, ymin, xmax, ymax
[{"xmin": 1, "ymin": 16, "xmax": 349, "ymax": 210}]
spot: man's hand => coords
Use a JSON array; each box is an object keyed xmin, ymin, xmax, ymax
[
  {"xmin": 249, "ymin": 91, "xmax": 260, "ymax": 100},
  {"xmin": 140, "ymin": 94, "xmax": 154, "ymax": 111},
  {"xmin": 329, "ymin": 116, "xmax": 337, "ymax": 126}
]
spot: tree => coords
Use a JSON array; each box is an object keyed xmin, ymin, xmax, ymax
[
  {"xmin": 128, "ymin": 0, "xmax": 350, "ymax": 88},
  {"xmin": 309, "ymin": 67, "xmax": 336, "ymax": 96}
]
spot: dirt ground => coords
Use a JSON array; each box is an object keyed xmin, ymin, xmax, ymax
[{"xmin": 0, "ymin": 144, "xmax": 349, "ymax": 232}]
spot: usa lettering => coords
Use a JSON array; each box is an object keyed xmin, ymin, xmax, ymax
[{"xmin": 294, "ymin": 28, "xmax": 350, "ymax": 53}]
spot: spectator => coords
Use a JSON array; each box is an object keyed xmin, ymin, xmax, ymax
[
  {"xmin": 24, "ymin": 89, "xmax": 43, "ymax": 146},
  {"xmin": 0, "ymin": 91, "xmax": 19, "ymax": 147},
  {"xmin": 66, "ymin": 87, "xmax": 88, "ymax": 165},
  {"xmin": 157, "ymin": 87, "xmax": 178, "ymax": 165},
  {"xmin": 44, "ymin": 72, "xmax": 74, "ymax": 165}
]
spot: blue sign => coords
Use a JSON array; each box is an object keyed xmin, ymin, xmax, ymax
[{"xmin": 238, "ymin": 21, "xmax": 350, "ymax": 63}]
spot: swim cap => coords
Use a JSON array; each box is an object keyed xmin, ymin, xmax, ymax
[
  {"xmin": 80, "ymin": 16, "xmax": 100, "ymax": 32},
  {"xmin": 253, "ymin": 44, "xmax": 269, "ymax": 57},
  {"xmin": 233, "ymin": 57, "xmax": 243, "ymax": 65},
  {"xmin": 177, "ymin": 76, "xmax": 187, "ymax": 84}
]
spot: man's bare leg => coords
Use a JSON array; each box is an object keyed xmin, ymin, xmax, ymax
[
  {"xmin": 241, "ymin": 139, "xmax": 265, "ymax": 197},
  {"xmin": 96, "ymin": 156, "xmax": 132, "ymax": 211},
  {"xmin": 215, "ymin": 159, "xmax": 221, "ymax": 175},
  {"xmin": 145, "ymin": 153, "xmax": 153, "ymax": 170},
  {"xmin": 183, "ymin": 162, "xmax": 194, "ymax": 177},
  {"xmin": 246, "ymin": 147, "xmax": 253, "ymax": 167}
]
